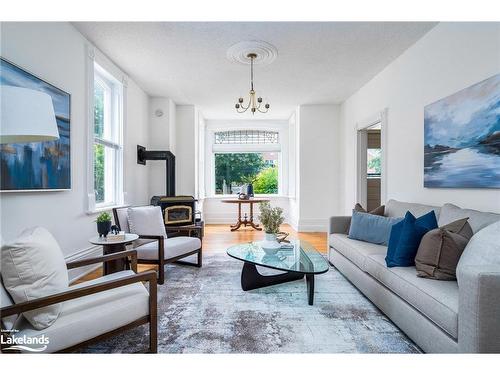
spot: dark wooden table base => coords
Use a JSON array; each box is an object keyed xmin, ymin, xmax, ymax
[
  {"xmin": 102, "ymin": 243, "xmax": 129, "ymax": 275},
  {"xmin": 240, "ymin": 262, "xmax": 316, "ymax": 305},
  {"xmin": 223, "ymin": 199, "xmax": 269, "ymax": 231}
]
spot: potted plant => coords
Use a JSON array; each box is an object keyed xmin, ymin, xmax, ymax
[
  {"xmin": 96, "ymin": 212, "xmax": 112, "ymax": 237},
  {"xmin": 258, "ymin": 202, "xmax": 284, "ymax": 253}
]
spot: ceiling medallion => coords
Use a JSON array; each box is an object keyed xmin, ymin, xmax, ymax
[{"xmin": 227, "ymin": 41, "xmax": 277, "ymax": 115}]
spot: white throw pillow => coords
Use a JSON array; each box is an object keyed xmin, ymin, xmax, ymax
[
  {"xmin": 1, "ymin": 227, "xmax": 68, "ymax": 330},
  {"xmin": 127, "ymin": 206, "xmax": 167, "ymax": 238}
]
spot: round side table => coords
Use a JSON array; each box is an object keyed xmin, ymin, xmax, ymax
[{"xmin": 89, "ymin": 233, "xmax": 139, "ymax": 275}]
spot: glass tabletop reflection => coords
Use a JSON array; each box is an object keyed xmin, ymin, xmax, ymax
[{"xmin": 226, "ymin": 240, "xmax": 329, "ymax": 275}]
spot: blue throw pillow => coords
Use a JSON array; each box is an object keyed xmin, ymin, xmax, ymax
[
  {"xmin": 385, "ymin": 210, "xmax": 438, "ymax": 267},
  {"xmin": 348, "ymin": 211, "xmax": 403, "ymax": 245}
]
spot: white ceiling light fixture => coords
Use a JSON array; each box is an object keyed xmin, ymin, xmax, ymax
[{"xmin": 227, "ymin": 40, "xmax": 277, "ymax": 115}]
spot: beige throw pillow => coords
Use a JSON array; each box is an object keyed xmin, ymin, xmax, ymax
[
  {"xmin": 415, "ymin": 218, "xmax": 473, "ymax": 280},
  {"xmin": 1, "ymin": 227, "xmax": 68, "ymax": 329},
  {"xmin": 354, "ymin": 203, "xmax": 385, "ymax": 216}
]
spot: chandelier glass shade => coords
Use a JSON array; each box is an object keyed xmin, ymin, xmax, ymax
[{"xmin": 235, "ymin": 53, "xmax": 270, "ymax": 114}]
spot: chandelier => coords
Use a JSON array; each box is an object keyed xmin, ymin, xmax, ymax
[{"xmin": 235, "ymin": 53, "xmax": 270, "ymax": 114}]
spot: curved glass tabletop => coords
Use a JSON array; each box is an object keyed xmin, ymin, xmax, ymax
[{"xmin": 226, "ymin": 240, "xmax": 329, "ymax": 275}]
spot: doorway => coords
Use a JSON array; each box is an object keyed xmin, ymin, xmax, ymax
[{"xmin": 356, "ymin": 110, "xmax": 387, "ymax": 209}]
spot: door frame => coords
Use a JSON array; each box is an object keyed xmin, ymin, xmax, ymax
[{"xmin": 356, "ymin": 108, "xmax": 388, "ymax": 208}]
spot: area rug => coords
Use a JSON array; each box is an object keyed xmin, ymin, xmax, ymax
[{"xmin": 80, "ymin": 253, "xmax": 420, "ymax": 353}]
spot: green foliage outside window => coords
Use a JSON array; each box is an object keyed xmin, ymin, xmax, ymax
[
  {"xmin": 94, "ymin": 144, "xmax": 104, "ymax": 203},
  {"xmin": 215, "ymin": 153, "xmax": 278, "ymax": 195},
  {"xmin": 94, "ymin": 85, "xmax": 105, "ymax": 203}
]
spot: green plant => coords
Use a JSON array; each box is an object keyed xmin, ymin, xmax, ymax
[
  {"xmin": 258, "ymin": 201, "xmax": 284, "ymax": 234},
  {"xmin": 96, "ymin": 212, "xmax": 112, "ymax": 223},
  {"xmin": 253, "ymin": 166, "xmax": 278, "ymax": 194}
]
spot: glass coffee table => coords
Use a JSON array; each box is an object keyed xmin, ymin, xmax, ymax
[{"xmin": 226, "ymin": 240, "xmax": 329, "ymax": 305}]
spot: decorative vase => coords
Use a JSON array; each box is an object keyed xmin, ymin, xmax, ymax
[
  {"xmin": 261, "ymin": 232, "xmax": 281, "ymax": 254},
  {"xmin": 247, "ymin": 183, "xmax": 254, "ymax": 197},
  {"xmin": 97, "ymin": 221, "xmax": 111, "ymax": 237}
]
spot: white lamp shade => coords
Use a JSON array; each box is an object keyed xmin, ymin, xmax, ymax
[{"xmin": 0, "ymin": 85, "xmax": 60, "ymax": 144}]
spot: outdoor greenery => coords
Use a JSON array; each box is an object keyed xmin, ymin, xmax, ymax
[
  {"xmin": 214, "ymin": 153, "xmax": 278, "ymax": 194},
  {"xmin": 94, "ymin": 86, "xmax": 105, "ymax": 203},
  {"xmin": 253, "ymin": 166, "xmax": 278, "ymax": 194},
  {"xmin": 367, "ymin": 148, "xmax": 381, "ymax": 175},
  {"xmin": 96, "ymin": 211, "xmax": 112, "ymax": 223},
  {"xmin": 258, "ymin": 201, "xmax": 284, "ymax": 234}
]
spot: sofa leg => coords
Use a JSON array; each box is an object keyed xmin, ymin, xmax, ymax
[{"xmin": 197, "ymin": 247, "xmax": 202, "ymax": 268}]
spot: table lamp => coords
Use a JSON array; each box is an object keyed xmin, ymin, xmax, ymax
[{"xmin": 0, "ymin": 85, "xmax": 60, "ymax": 144}]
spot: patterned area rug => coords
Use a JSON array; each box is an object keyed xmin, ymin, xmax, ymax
[{"xmin": 80, "ymin": 253, "xmax": 420, "ymax": 353}]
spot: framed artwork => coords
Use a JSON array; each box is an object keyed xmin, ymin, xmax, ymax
[
  {"xmin": 424, "ymin": 73, "xmax": 500, "ymax": 188},
  {"xmin": 0, "ymin": 57, "xmax": 71, "ymax": 191}
]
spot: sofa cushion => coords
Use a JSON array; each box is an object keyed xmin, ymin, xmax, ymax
[
  {"xmin": 13, "ymin": 270, "xmax": 149, "ymax": 353},
  {"xmin": 385, "ymin": 199, "xmax": 440, "ymax": 219},
  {"xmin": 135, "ymin": 236, "xmax": 201, "ymax": 260},
  {"xmin": 457, "ymin": 220, "xmax": 500, "ymax": 285},
  {"xmin": 329, "ymin": 233, "xmax": 387, "ymax": 272},
  {"xmin": 438, "ymin": 203, "xmax": 500, "ymax": 234},
  {"xmin": 127, "ymin": 206, "xmax": 167, "ymax": 238},
  {"xmin": 386, "ymin": 211, "xmax": 438, "ymax": 267},
  {"xmin": 1, "ymin": 227, "xmax": 68, "ymax": 330},
  {"xmin": 348, "ymin": 211, "xmax": 402, "ymax": 245},
  {"xmin": 365, "ymin": 253, "xmax": 459, "ymax": 338},
  {"xmin": 415, "ymin": 218, "xmax": 473, "ymax": 280}
]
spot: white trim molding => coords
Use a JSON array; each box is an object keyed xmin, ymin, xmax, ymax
[{"xmin": 355, "ymin": 108, "xmax": 388, "ymax": 207}]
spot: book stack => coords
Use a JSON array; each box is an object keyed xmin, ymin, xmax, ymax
[{"xmin": 106, "ymin": 231, "xmax": 126, "ymax": 241}]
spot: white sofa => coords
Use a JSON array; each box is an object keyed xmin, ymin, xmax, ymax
[{"xmin": 328, "ymin": 199, "xmax": 500, "ymax": 353}]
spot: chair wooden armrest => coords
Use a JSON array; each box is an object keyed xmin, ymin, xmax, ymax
[
  {"xmin": 0, "ymin": 270, "xmax": 157, "ymax": 318},
  {"xmin": 135, "ymin": 235, "xmax": 164, "ymax": 284},
  {"xmin": 66, "ymin": 249, "xmax": 138, "ymax": 272}
]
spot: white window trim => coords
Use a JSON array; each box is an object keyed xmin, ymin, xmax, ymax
[
  {"xmin": 86, "ymin": 45, "xmax": 127, "ymax": 214},
  {"xmin": 203, "ymin": 120, "xmax": 289, "ymax": 198}
]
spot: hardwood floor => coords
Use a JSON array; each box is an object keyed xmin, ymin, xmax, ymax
[{"xmin": 76, "ymin": 224, "xmax": 327, "ymax": 283}]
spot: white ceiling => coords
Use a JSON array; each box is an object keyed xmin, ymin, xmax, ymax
[{"xmin": 73, "ymin": 22, "xmax": 437, "ymax": 119}]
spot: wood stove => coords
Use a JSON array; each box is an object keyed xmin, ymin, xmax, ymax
[
  {"xmin": 150, "ymin": 195, "xmax": 196, "ymax": 226},
  {"xmin": 137, "ymin": 145, "xmax": 198, "ymax": 226}
]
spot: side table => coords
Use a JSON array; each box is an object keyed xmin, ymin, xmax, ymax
[
  {"xmin": 89, "ymin": 233, "xmax": 139, "ymax": 275},
  {"xmin": 221, "ymin": 198, "xmax": 270, "ymax": 231}
]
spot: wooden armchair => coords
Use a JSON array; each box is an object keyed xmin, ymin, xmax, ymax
[
  {"xmin": 1, "ymin": 250, "xmax": 157, "ymax": 353},
  {"xmin": 113, "ymin": 206, "xmax": 202, "ymax": 285}
]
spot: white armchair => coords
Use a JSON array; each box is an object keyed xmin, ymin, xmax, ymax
[
  {"xmin": 113, "ymin": 206, "xmax": 202, "ymax": 284},
  {"xmin": 1, "ymin": 249, "xmax": 157, "ymax": 353}
]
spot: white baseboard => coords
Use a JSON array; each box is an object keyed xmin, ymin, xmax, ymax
[
  {"xmin": 296, "ymin": 218, "xmax": 328, "ymax": 232},
  {"xmin": 66, "ymin": 245, "xmax": 103, "ymax": 283}
]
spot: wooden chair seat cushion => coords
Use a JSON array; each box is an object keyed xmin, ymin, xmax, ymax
[{"xmin": 135, "ymin": 236, "xmax": 201, "ymax": 260}]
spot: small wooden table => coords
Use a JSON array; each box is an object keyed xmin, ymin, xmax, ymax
[
  {"xmin": 221, "ymin": 198, "xmax": 270, "ymax": 231},
  {"xmin": 89, "ymin": 233, "xmax": 139, "ymax": 275}
]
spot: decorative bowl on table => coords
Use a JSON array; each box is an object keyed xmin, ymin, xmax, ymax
[{"xmin": 260, "ymin": 233, "xmax": 281, "ymax": 254}]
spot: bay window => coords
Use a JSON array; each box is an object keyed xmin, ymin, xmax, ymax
[{"xmin": 212, "ymin": 130, "xmax": 281, "ymax": 196}]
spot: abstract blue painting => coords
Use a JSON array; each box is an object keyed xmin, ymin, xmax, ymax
[
  {"xmin": 1, "ymin": 58, "xmax": 71, "ymax": 191},
  {"xmin": 424, "ymin": 74, "xmax": 500, "ymax": 188}
]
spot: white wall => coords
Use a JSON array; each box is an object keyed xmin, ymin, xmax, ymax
[
  {"xmin": 297, "ymin": 104, "xmax": 341, "ymax": 231},
  {"xmin": 148, "ymin": 97, "xmax": 175, "ymax": 197},
  {"xmin": 339, "ymin": 22, "xmax": 500, "ymax": 214},
  {"xmin": 0, "ymin": 22, "xmax": 150, "ymax": 279},
  {"xmin": 176, "ymin": 105, "xmax": 197, "ymax": 196}
]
